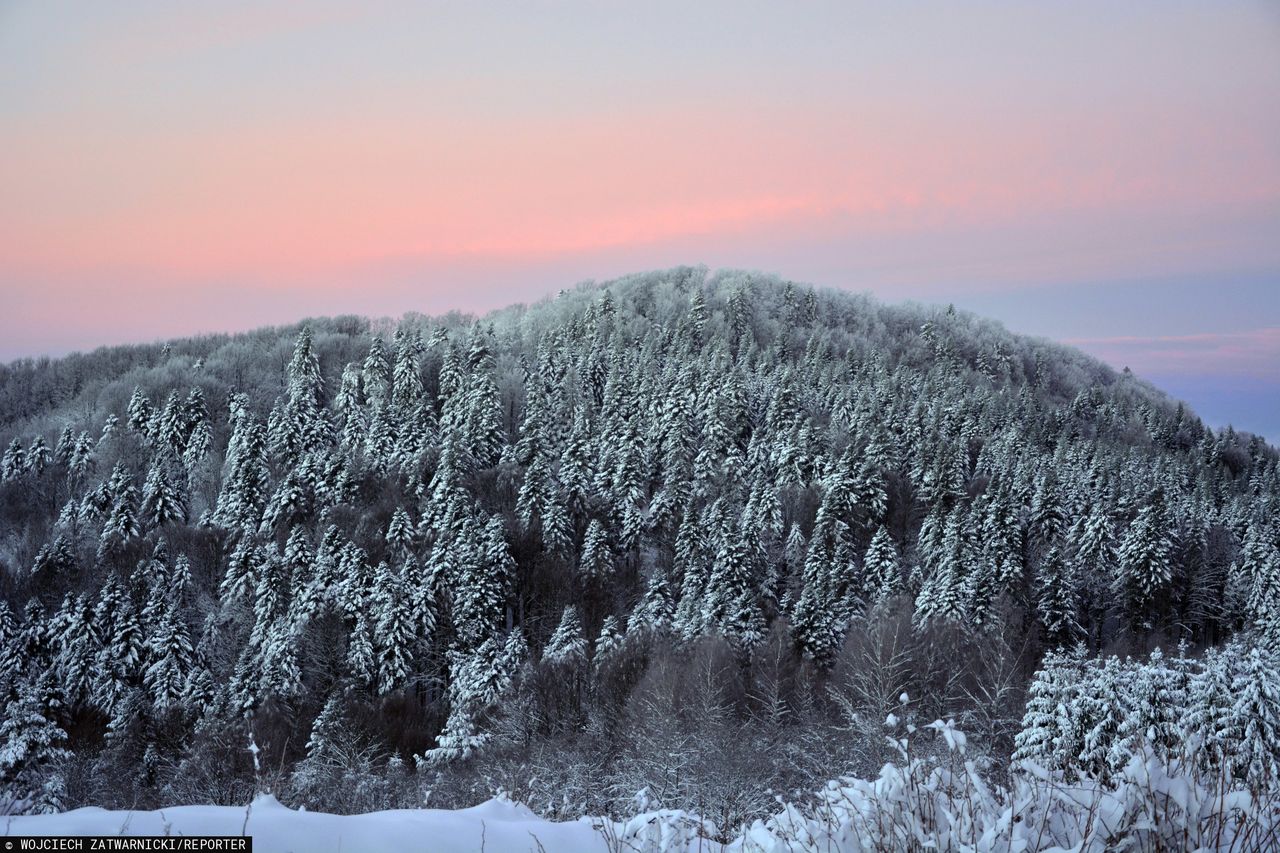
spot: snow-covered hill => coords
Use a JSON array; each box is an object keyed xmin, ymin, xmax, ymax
[{"xmin": 1, "ymin": 269, "xmax": 1277, "ymax": 832}]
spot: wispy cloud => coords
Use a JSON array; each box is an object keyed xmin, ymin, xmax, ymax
[{"xmin": 1064, "ymin": 327, "xmax": 1280, "ymax": 379}]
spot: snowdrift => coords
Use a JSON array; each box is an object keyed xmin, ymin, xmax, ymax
[{"xmin": 6, "ymin": 794, "xmax": 617, "ymax": 853}]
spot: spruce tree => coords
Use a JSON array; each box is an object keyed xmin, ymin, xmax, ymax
[
  {"xmin": 1036, "ymin": 546, "xmax": 1080, "ymax": 646},
  {"xmin": 290, "ymin": 691, "xmax": 348, "ymax": 799},
  {"xmin": 2, "ymin": 438, "xmax": 27, "ymax": 482},
  {"xmin": 51, "ymin": 595, "xmax": 98, "ymax": 708},
  {"xmin": 544, "ymin": 606, "xmax": 588, "ymax": 665},
  {"xmin": 702, "ymin": 512, "xmax": 766, "ymax": 649},
  {"xmin": 628, "ymin": 566, "xmax": 675, "ymax": 636},
  {"xmin": 26, "ymin": 436, "xmax": 51, "ymax": 476},
  {"xmin": 213, "ymin": 407, "xmax": 270, "ymax": 530},
  {"xmin": 1076, "ymin": 655, "xmax": 1125, "ymax": 778},
  {"xmin": 93, "ymin": 577, "xmax": 145, "ymax": 716},
  {"xmin": 860, "ymin": 522, "xmax": 901, "ymax": 601},
  {"xmin": 1013, "ymin": 646, "xmax": 1084, "ymax": 770},
  {"xmin": 143, "ymin": 601, "xmax": 194, "ymax": 712},
  {"xmin": 1242, "ymin": 520, "xmax": 1280, "ymax": 637},
  {"xmin": 31, "ymin": 535, "xmax": 76, "ymax": 583},
  {"xmin": 0, "ymin": 676, "xmax": 71, "ymax": 814},
  {"xmin": 423, "ymin": 636, "xmax": 518, "ymax": 764},
  {"xmin": 593, "ymin": 615, "xmax": 625, "ymax": 665},
  {"xmin": 140, "ymin": 463, "xmax": 187, "ymax": 528},
  {"xmin": 346, "ymin": 609, "xmax": 376, "ymax": 690},
  {"xmin": 98, "ymin": 465, "xmax": 141, "ymax": 560},
  {"xmin": 386, "ymin": 507, "xmax": 415, "ymax": 558},
  {"xmin": 1225, "ymin": 642, "xmax": 1280, "ymax": 783},
  {"xmin": 373, "ymin": 562, "xmax": 414, "ymax": 695},
  {"xmin": 126, "ymin": 387, "xmax": 154, "ymax": 437},
  {"xmin": 362, "ymin": 335, "xmax": 392, "ymax": 406},
  {"xmin": 1186, "ymin": 644, "xmax": 1236, "ymax": 775},
  {"xmin": 1115, "ymin": 490, "xmax": 1174, "ymax": 632},
  {"xmin": 578, "ymin": 519, "xmax": 614, "ymax": 580}
]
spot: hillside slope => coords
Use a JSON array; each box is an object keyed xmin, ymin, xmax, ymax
[{"xmin": 0, "ymin": 267, "xmax": 1277, "ymax": 824}]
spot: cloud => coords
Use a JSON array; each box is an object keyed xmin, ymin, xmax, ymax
[{"xmin": 1064, "ymin": 327, "xmax": 1280, "ymax": 378}]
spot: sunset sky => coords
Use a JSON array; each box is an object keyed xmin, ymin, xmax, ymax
[{"xmin": 2, "ymin": 2, "xmax": 1278, "ymax": 438}]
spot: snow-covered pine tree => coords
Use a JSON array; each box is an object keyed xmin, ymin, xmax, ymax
[
  {"xmin": 53, "ymin": 426, "xmax": 75, "ymax": 466},
  {"xmin": 792, "ymin": 503, "xmax": 856, "ymax": 663},
  {"xmin": 1114, "ymin": 489, "xmax": 1175, "ymax": 633},
  {"xmin": 1036, "ymin": 546, "xmax": 1080, "ymax": 646},
  {"xmin": 0, "ymin": 675, "xmax": 71, "ymax": 814},
  {"xmin": 183, "ymin": 419, "xmax": 212, "ymax": 475},
  {"xmin": 559, "ymin": 406, "xmax": 596, "ymax": 519},
  {"xmin": 544, "ymin": 606, "xmax": 587, "ymax": 665},
  {"xmin": 628, "ymin": 566, "xmax": 675, "ymax": 636},
  {"xmin": 1186, "ymin": 643, "xmax": 1236, "ymax": 775},
  {"xmin": 578, "ymin": 519, "xmax": 614, "ymax": 580},
  {"xmin": 516, "ymin": 452, "xmax": 573, "ymax": 555},
  {"xmin": 1075, "ymin": 654, "xmax": 1125, "ymax": 778},
  {"xmin": 213, "ymin": 403, "xmax": 270, "ymax": 530},
  {"xmin": 1242, "ymin": 519, "xmax": 1280, "ymax": 638},
  {"xmin": 361, "ymin": 335, "xmax": 392, "ymax": 407},
  {"xmin": 852, "ymin": 456, "xmax": 889, "ymax": 527},
  {"xmin": 1224, "ymin": 641, "xmax": 1280, "ymax": 783},
  {"xmin": 593, "ymin": 615, "xmax": 624, "ymax": 665},
  {"xmin": 334, "ymin": 362, "xmax": 367, "ymax": 452},
  {"xmin": 345, "ymin": 609, "xmax": 376, "ymax": 691},
  {"xmin": 390, "ymin": 327, "xmax": 424, "ymax": 412},
  {"xmin": 26, "ymin": 436, "xmax": 51, "ymax": 476},
  {"xmin": 290, "ymin": 690, "xmax": 349, "ymax": 801},
  {"xmin": 1108, "ymin": 647, "xmax": 1181, "ymax": 770},
  {"xmin": 140, "ymin": 462, "xmax": 187, "ymax": 528},
  {"xmin": 422, "ymin": 635, "xmax": 520, "ymax": 764},
  {"xmin": 385, "ymin": 507, "xmax": 415, "ymax": 559},
  {"xmin": 30, "ymin": 535, "xmax": 75, "ymax": 583},
  {"xmin": 92, "ymin": 575, "xmax": 145, "ymax": 716},
  {"xmin": 1013, "ymin": 645, "xmax": 1085, "ymax": 770},
  {"xmin": 980, "ymin": 476, "xmax": 1025, "ymax": 590},
  {"xmin": 126, "ymin": 387, "xmax": 154, "ymax": 438},
  {"xmin": 462, "ymin": 330, "xmax": 504, "ymax": 470},
  {"xmin": 448, "ymin": 519, "xmax": 508, "ymax": 649},
  {"xmin": 373, "ymin": 562, "xmax": 414, "ymax": 695},
  {"xmin": 687, "ymin": 287, "xmax": 708, "ymax": 343},
  {"xmin": 219, "ymin": 533, "xmax": 262, "ymax": 606},
  {"xmin": 701, "ymin": 509, "xmax": 766, "ymax": 649},
  {"xmin": 672, "ymin": 527, "xmax": 711, "ymax": 644},
  {"xmin": 51, "ymin": 594, "xmax": 99, "ymax": 709},
  {"xmin": 863, "ymin": 530, "xmax": 901, "ymax": 607},
  {"xmin": 2, "ymin": 438, "xmax": 27, "ymax": 482},
  {"xmin": 1029, "ymin": 473, "xmax": 1065, "ymax": 553},
  {"xmin": 143, "ymin": 599, "xmax": 194, "ymax": 712},
  {"xmin": 915, "ymin": 506, "xmax": 972, "ymax": 626},
  {"xmin": 97, "ymin": 464, "xmax": 141, "ymax": 561}
]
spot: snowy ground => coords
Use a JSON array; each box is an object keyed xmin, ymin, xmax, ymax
[{"xmin": 4, "ymin": 795, "xmax": 639, "ymax": 853}]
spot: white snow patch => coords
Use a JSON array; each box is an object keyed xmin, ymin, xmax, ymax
[{"xmin": 6, "ymin": 797, "xmax": 622, "ymax": 853}]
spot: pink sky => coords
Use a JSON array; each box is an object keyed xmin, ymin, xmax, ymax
[{"xmin": 2, "ymin": 1, "xmax": 1278, "ymax": 437}]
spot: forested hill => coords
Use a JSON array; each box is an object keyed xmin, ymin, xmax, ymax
[{"xmin": 1, "ymin": 267, "xmax": 1278, "ymax": 820}]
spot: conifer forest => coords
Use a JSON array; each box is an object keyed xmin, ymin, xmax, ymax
[{"xmin": 2, "ymin": 268, "xmax": 1279, "ymax": 850}]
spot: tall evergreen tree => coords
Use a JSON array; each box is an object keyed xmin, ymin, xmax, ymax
[
  {"xmin": 578, "ymin": 519, "xmax": 614, "ymax": 580},
  {"xmin": 544, "ymin": 606, "xmax": 587, "ymax": 665},
  {"xmin": 1036, "ymin": 546, "xmax": 1080, "ymax": 646},
  {"xmin": 373, "ymin": 562, "xmax": 414, "ymax": 695},
  {"xmin": 0, "ymin": 676, "xmax": 71, "ymax": 814},
  {"xmin": 1115, "ymin": 489, "xmax": 1175, "ymax": 632},
  {"xmin": 140, "ymin": 463, "xmax": 187, "ymax": 528}
]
